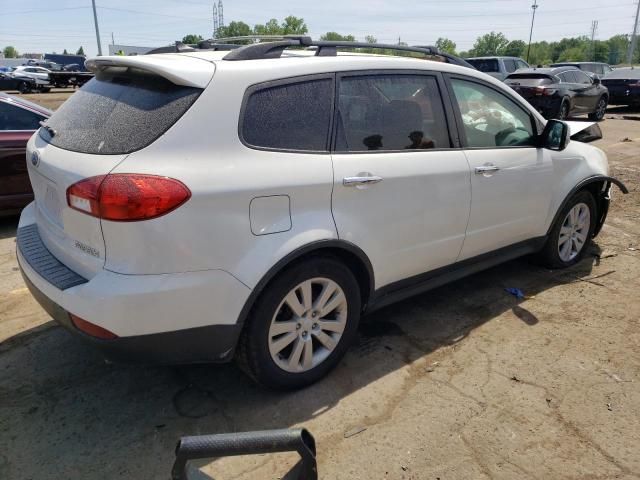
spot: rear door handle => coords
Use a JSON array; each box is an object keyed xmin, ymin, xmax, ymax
[
  {"xmin": 474, "ymin": 165, "xmax": 500, "ymax": 174},
  {"xmin": 343, "ymin": 175, "xmax": 383, "ymax": 187}
]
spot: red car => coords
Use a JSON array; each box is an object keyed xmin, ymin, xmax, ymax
[{"xmin": 0, "ymin": 92, "xmax": 51, "ymax": 215}]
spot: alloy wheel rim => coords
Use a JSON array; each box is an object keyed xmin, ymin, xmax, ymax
[
  {"xmin": 561, "ymin": 104, "xmax": 569, "ymax": 119},
  {"xmin": 268, "ymin": 278, "xmax": 348, "ymax": 373},
  {"xmin": 558, "ymin": 202, "xmax": 590, "ymax": 262},
  {"xmin": 597, "ymin": 99, "xmax": 606, "ymax": 117}
]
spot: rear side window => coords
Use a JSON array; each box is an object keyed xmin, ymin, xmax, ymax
[
  {"xmin": 242, "ymin": 78, "xmax": 332, "ymax": 151},
  {"xmin": 466, "ymin": 59, "xmax": 499, "ymax": 73},
  {"xmin": 559, "ymin": 71, "xmax": 577, "ymax": 83},
  {"xmin": 335, "ymin": 74, "xmax": 450, "ymax": 152},
  {"xmin": 574, "ymin": 70, "xmax": 592, "ymax": 84},
  {"xmin": 503, "ymin": 59, "xmax": 517, "ymax": 73},
  {"xmin": 39, "ymin": 68, "xmax": 202, "ymax": 154},
  {"xmin": 0, "ymin": 102, "xmax": 45, "ymax": 130}
]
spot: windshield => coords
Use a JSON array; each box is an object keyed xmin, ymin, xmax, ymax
[{"xmin": 466, "ymin": 59, "xmax": 499, "ymax": 73}]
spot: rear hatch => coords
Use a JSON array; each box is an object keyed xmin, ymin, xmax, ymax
[
  {"xmin": 26, "ymin": 54, "xmax": 213, "ymax": 279},
  {"xmin": 504, "ymin": 73, "xmax": 556, "ymax": 100}
]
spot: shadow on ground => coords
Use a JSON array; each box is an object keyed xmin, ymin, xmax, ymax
[{"xmin": 0, "ymin": 243, "xmax": 602, "ymax": 479}]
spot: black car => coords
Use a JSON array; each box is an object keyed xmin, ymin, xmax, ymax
[
  {"xmin": 601, "ymin": 67, "xmax": 640, "ymax": 107},
  {"xmin": 0, "ymin": 72, "xmax": 37, "ymax": 94},
  {"xmin": 550, "ymin": 62, "xmax": 614, "ymax": 77},
  {"xmin": 504, "ymin": 67, "xmax": 609, "ymax": 120}
]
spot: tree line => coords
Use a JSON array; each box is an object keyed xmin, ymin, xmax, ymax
[{"xmin": 2, "ymin": 46, "xmax": 85, "ymax": 58}]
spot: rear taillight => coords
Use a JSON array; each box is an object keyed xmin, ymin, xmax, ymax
[
  {"xmin": 534, "ymin": 86, "xmax": 557, "ymax": 96},
  {"xmin": 67, "ymin": 174, "xmax": 191, "ymax": 221},
  {"xmin": 70, "ymin": 314, "xmax": 118, "ymax": 339}
]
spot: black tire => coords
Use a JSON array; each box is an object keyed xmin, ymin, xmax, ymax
[
  {"xmin": 555, "ymin": 99, "xmax": 570, "ymax": 120},
  {"xmin": 588, "ymin": 96, "xmax": 608, "ymax": 121},
  {"xmin": 18, "ymin": 81, "xmax": 30, "ymax": 94},
  {"xmin": 236, "ymin": 256, "xmax": 361, "ymax": 389},
  {"xmin": 538, "ymin": 190, "xmax": 597, "ymax": 269}
]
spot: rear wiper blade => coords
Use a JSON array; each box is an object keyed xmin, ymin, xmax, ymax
[{"xmin": 39, "ymin": 121, "xmax": 56, "ymax": 137}]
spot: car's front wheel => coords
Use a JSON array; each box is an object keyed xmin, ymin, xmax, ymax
[
  {"xmin": 237, "ymin": 257, "xmax": 361, "ymax": 389},
  {"xmin": 538, "ymin": 190, "xmax": 596, "ymax": 268},
  {"xmin": 18, "ymin": 81, "xmax": 30, "ymax": 94}
]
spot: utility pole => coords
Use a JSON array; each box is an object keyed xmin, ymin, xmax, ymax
[
  {"xmin": 111, "ymin": 32, "xmax": 115, "ymax": 45},
  {"xmin": 590, "ymin": 20, "xmax": 598, "ymax": 61},
  {"xmin": 213, "ymin": 3, "xmax": 218, "ymax": 38},
  {"xmin": 627, "ymin": 0, "xmax": 640, "ymax": 64},
  {"xmin": 91, "ymin": 0, "xmax": 103, "ymax": 55},
  {"xmin": 526, "ymin": 0, "xmax": 538, "ymax": 63}
]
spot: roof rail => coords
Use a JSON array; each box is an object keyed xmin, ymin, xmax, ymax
[{"xmin": 145, "ymin": 36, "xmax": 475, "ymax": 69}]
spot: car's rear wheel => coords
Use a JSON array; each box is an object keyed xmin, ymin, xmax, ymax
[
  {"xmin": 538, "ymin": 190, "xmax": 596, "ymax": 268},
  {"xmin": 588, "ymin": 96, "xmax": 608, "ymax": 121},
  {"xmin": 237, "ymin": 257, "xmax": 361, "ymax": 389},
  {"xmin": 18, "ymin": 81, "xmax": 30, "ymax": 94},
  {"xmin": 555, "ymin": 99, "xmax": 570, "ymax": 120}
]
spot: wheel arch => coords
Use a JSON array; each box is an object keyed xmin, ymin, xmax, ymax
[
  {"xmin": 546, "ymin": 175, "xmax": 628, "ymax": 238},
  {"xmin": 235, "ymin": 240, "xmax": 374, "ymax": 332}
]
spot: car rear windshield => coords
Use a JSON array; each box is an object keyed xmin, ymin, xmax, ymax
[
  {"xmin": 504, "ymin": 74, "xmax": 554, "ymax": 86},
  {"xmin": 39, "ymin": 67, "xmax": 202, "ymax": 154},
  {"xmin": 466, "ymin": 59, "xmax": 499, "ymax": 73}
]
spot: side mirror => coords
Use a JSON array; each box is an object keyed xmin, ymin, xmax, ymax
[{"xmin": 540, "ymin": 119, "xmax": 570, "ymax": 151}]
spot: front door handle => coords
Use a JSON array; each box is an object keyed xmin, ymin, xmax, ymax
[
  {"xmin": 474, "ymin": 164, "xmax": 500, "ymax": 174},
  {"xmin": 343, "ymin": 175, "xmax": 383, "ymax": 187}
]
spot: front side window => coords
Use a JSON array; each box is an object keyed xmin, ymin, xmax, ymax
[
  {"xmin": 0, "ymin": 102, "xmax": 45, "ymax": 130},
  {"xmin": 242, "ymin": 78, "xmax": 332, "ymax": 151},
  {"xmin": 574, "ymin": 71, "xmax": 592, "ymax": 84},
  {"xmin": 450, "ymin": 78, "xmax": 536, "ymax": 148},
  {"xmin": 335, "ymin": 74, "xmax": 450, "ymax": 152}
]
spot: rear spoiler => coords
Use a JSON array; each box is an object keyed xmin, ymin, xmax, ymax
[{"xmin": 85, "ymin": 55, "xmax": 215, "ymax": 88}]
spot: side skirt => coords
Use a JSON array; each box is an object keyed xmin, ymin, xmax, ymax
[{"xmin": 366, "ymin": 237, "xmax": 547, "ymax": 313}]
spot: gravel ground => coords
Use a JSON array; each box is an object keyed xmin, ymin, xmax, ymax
[{"xmin": 0, "ymin": 95, "xmax": 638, "ymax": 479}]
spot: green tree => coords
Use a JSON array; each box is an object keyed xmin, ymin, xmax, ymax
[
  {"xmin": 435, "ymin": 37, "xmax": 457, "ymax": 55},
  {"xmin": 320, "ymin": 32, "xmax": 355, "ymax": 42},
  {"xmin": 3, "ymin": 46, "xmax": 18, "ymax": 58},
  {"xmin": 182, "ymin": 34, "xmax": 204, "ymax": 44},
  {"xmin": 592, "ymin": 40, "xmax": 609, "ymax": 63},
  {"xmin": 469, "ymin": 32, "xmax": 509, "ymax": 56},
  {"xmin": 281, "ymin": 15, "xmax": 307, "ymax": 35},
  {"xmin": 503, "ymin": 40, "xmax": 526, "ymax": 58},
  {"xmin": 76, "ymin": 46, "xmax": 85, "ymax": 56},
  {"xmin": 63, "ymin": 48, "xmax": 69, "ymax": 55},
  {"xmin": 253, "ymin": 18, "xmax": 282, "ymax": 36},
  {"xmin": 607, "ymin": 34, "xmax": 629, "ymax": 65},
  {"xmin": 365, "ymin": 35, "xmax": 377, "ymax": 44},
  {"xmin": 557, "ymin": 46, "xmax": 586, "ymax": 62},
  {"xmin": 527, "ymin": 41, "xmax": 552, "ymax": 65},
  {"xmin": 550, "ymin": 37, "xmax": 588, "ymax": 62},
  {"xmin": 216, "ymin": 21, "xmax": 253, "ymax": 43}
]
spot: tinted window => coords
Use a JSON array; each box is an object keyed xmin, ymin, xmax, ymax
[
  {"xmin": 335, "ymin": 75, "xmax": 450, "ymax": 152},
  {"xmin": 593, "ymin": 64, "xmax": 604, "ymax": 75},
  {"xmin": 40, "ymin": 68, "xmax": 201, "ymax": 154},
  {"xmin": 574, "ymin": 70, "xmax": 592, "ymax": 84},
  {"xmin": 503, "ymin": 59, "xmax": 517, "ymax": 73},
  {"xmin": 451, "ymin": 78, "xmax": 535, "ymax": 148},
  {"xmin": 0, "ymin": 102, "xmax": 45, "ymax": 130},
  {"xmin": 242, "ymin": 78, "xmax": 332, "ymax": 151},
  {"xmin": 466, "ymin": 59, "xmax": 500, "ymax": 73},
  {"xmin": 559, "ymin": 71, "xmax": 577, "ymax": 83}
]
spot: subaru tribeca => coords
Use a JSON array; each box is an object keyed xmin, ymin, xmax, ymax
[{"xmin": 17, "ymin": 38, "xmax": 627, "ymax": 389}]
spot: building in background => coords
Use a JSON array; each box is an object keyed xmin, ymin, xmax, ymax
[{"xmin": 108, "ymin": 44, "xmax": 153, "ymax": 56}]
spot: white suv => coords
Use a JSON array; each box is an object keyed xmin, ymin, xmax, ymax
[{"xmin": 18, "ymin": 38, "xmax": 627, "ymax": 389}]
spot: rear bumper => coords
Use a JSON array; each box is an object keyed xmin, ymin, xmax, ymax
[
  {"xmin": 519, "ymin": 95, "xmax": 562, "ymax": 118},
  {"xmin": 17, "ymin": 213, "xmax": 251, "ymax": 365}
]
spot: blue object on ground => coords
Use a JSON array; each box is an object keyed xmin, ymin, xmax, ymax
[{"xmin": 504, "ymin": 287, "xmax": 525, "ymax": 299}]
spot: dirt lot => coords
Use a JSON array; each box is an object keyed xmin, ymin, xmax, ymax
[{"xmin": 0, "ymin": 93, "xmax": 639, "ymax": 479}]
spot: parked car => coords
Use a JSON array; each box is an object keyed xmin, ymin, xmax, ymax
[
  {"xmin": 0, "ymin": 72, "xmax": 37, "ymax": 93},
  {"xmin": 504, "ymin": 66, "xmax": 609, "ymax": 120},
  {"xmin": 0, "ymin": 93, "xmax": 51, "ymax": 215},
  {"xmin": 601, "ymin": 67, "xmax": 640, "ymax": 106},
  {"xmin": 464, "ymin": 56, "xmax": 530, "ymax": 81},
  {"xmin": 17, "ymin": 39, "xmax": 627, "ymax": 389},
  {"xmin": 550, "ymin": 62, "xmax": 614, "ymax": 77},
  {"xmin": 11, "ymin": 66, "xmax": 51, "ymax": 91}
]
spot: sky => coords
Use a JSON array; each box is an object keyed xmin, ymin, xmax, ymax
[{"xmin": 1, "ymin": 0, "xmax": 638, "ymax": 57}]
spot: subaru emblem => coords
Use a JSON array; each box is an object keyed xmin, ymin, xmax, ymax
[{"xmin": 31, "ymin": 151, "xmax": 40, "ymax": 167}]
